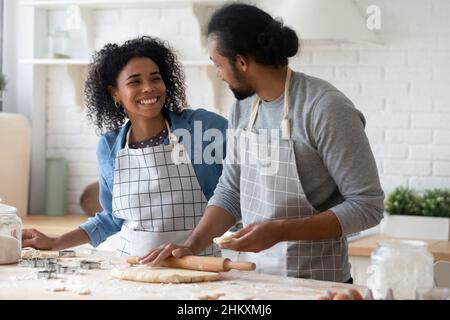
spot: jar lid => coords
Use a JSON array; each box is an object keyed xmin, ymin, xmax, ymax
[
  {"xmin": 378, "ymin": 239, "xmax": 427, "ymax": 249},
  {"xmin": 0, "ymin": 203, "xmax": 17, "ymax": 214}
]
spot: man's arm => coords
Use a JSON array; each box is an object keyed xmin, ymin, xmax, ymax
[
  {"xmin": 223, "ymin": 90, "xmax": 384, "ymax": 252},
  {"xmin": 184, "ymin": 206, "xmax": 236, "ymax": 253},
  {"xmin": 219, "ymin": 210, "xmax": 342, "ymax": 253},
  {"xmin": 140, "ymin": 205, "xmax": 236, "ymax": 265},
  {"xmin": 311, "ymin": 91, "xmax": 385, "ymax": 236},
  {"xmin": 278, "ymin": 210, "xmax": 342, "ymax": 240}
]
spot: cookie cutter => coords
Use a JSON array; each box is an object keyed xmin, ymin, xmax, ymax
[
  {"xmin": 34, "ymin": 258, "xmax": 48, "ymax": 268},
  {"xmin": 44, "ymin": 259, "xmax": 58, "ymax": 272},
  {"xmin": 37, "ymin": 270, "xmax": 58, "ymax": 280},
  {"xmin": 19, "ymin": 258, "xmax": 55, "ymax": 268},
  {"xmin": 80, "ymin": 260, "xmax": 101, "ymax": 270},
  {"xmin": 58, "ymin": 250, "xmax": 76, "ymax": 258},
  {"xmin": 19, "ymin": 259, "xmax": 37, "ymax": 268},
  {"xmin": 58, "ymin": 265, "xmax": 80, "ymax": 274}
]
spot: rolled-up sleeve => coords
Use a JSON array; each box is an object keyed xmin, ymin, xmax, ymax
[
  {"xmin": 79, "ymin": 137, "xmax": 123, "ymax": 247},
  {"xmin": 312, "ymin": 91, "xmax": 385, "ymax": 236}
]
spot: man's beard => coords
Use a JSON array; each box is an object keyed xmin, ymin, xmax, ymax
[
  {"xmin": 229, "ymin": 63, "xmax": 254, "ymax": 100},
  {"xmin": 230, "ymin": 86, "xmax": 255, "ymax": 100}
]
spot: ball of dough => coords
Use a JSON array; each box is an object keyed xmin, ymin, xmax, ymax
[{"xmin": 213, "ymin": 235, "xmax": 233, "ymax": 245}]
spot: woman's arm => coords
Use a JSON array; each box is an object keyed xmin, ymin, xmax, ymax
[{"xmin": 22, "ymin": 227, "xmax": 90, "ymax": 250}]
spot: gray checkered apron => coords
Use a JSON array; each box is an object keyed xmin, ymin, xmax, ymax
[
  {"xmin": 112, "ymin": 121, "xmax": 219, "ymax": 258},
  {"xmin": 238, "ymin": 69, "xmax": 345, "ymax": 281}
]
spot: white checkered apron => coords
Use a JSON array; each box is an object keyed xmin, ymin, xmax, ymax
[
  {"xmin": 238, "ymin": 69, "xmax": 345, "ymax": 281},
  {"xmin": 112, "ymin": 122, "xmax": 219, "ymax": 258}
]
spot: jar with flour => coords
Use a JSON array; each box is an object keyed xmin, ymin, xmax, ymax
[
  {"xmin": 367, "ymin": 239, "xmax": 434, "ymax": 299},
  {"xmin": 0, "ymin": 201, "xmax": 22, "ymax": 264}
]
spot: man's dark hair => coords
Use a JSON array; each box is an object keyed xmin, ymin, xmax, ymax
[
  {"xmin": 207, "ymin": 3, "xmax": 299, "ymax": 68},
  {"xmin": 84, "ymin": 36, "xmax": 186, "ymax": 134}
]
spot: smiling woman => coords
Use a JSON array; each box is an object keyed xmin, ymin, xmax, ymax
[
  {"xmin": 21, "ymin": 36, "xmax": 228, "ymax": 259},
  {"xmin": 84, "ymin": 37, "xmax": 186, "ymax": 135},
  {"xmin": 109, "ymin": 57, "xmax": 168, "ymax": 141}
]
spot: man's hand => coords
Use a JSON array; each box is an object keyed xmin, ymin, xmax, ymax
[
  {"xmin": 22, "ymin": 228, "xmax": 57, "ymax": 250},
  {"xmin": 219, "ymin": 220, "xmax": 283, "ymax": 253},
  {"xmin": 138, "ymin": 244, "xmax": 194, "ymax": 266}
]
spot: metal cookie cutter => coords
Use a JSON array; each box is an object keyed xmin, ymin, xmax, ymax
[
  {"xmin": 80, "ymin": 260, "xmax": 101, "ymax": 270},
  {"xmin": 44, "ymin": 259, "xmax": 58, "ymax": 272},
  {"xmin": 20, "ymin": 258, "xmax": 52, "ymax": 268},
  {"xmin": 58, "ymin": 265, "xmax": 80, "ymax": 275},
  {"xmin": 19, "ymin": 259, "xmax": 37, "ymax": 268},
  {"xmin": 34, "ymin": 258, "xmax": 48, "ymax": 268},
  {"xmin": 59, "ymin": 250, "xmax": 76, "ymax": 258},
  {"xmin": 37, "ymin": 270, "xmax": 58, "ymax": 279}
]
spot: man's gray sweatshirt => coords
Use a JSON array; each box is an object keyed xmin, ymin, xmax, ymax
[{"xmin": 209, "ymin": 71, "xmax": 385, "ymax": 238}]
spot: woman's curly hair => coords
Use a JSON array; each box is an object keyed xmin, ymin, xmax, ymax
[{"xmin": 84, "ymin": 36, "xmax": 186, "ymax": 134}]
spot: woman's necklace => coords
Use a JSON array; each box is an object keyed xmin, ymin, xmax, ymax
[{"xmin": 128, "ymin": 127, "xmax": 168, "ymax": 149}]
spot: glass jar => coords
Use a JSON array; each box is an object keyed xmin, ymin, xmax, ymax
[
  {"xmin": 0, "ymin": 202, "xmax": 22, "ymax": 264},
  {"xmin": 367, "ymin": 239, "xmax": 434, "ymax": 299},
  {"xmin": 47, "ymin": 27, "xmax": 71, "ymax": 59}
]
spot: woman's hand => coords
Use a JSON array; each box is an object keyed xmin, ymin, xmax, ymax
[
  {"xmin": 138, "ymin": 244, "xmax": 194, "ymax": 266},
  {"xmin": 22, "ymin": 228, "xmax": 57, "ymax": 250}
]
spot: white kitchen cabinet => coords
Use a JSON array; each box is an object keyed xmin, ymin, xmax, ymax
[{"xmin": 19, "ymin": 0, "xmax": 231, "ymax": 214}]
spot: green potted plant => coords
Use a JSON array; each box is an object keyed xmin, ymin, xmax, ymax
[
  {"xmin": 381, "ymin": 187, "xmax": 450, "ymax": 240},
  {"xmin": 421, "ymin": 189, "xmax": 450, "ymax": 218}
]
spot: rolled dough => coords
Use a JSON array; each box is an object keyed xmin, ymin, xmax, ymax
[
  {"xmin": 110, "ymin": 266, "xmax": 221, "ymax": 284},
  {"xmin": 192, "ymin": 291, "xmax": 226, "ymax": 300}
]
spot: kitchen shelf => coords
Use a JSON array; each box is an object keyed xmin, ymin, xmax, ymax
[
  {"xmin": 22, "ymin": 0, "xmax": 224, "ymax": 59},
  {"xmin": 19, "ymin": 58, "xmax": 213, "ymax": 67},
  {"xmin": 19, "ymin": 58, "xmax": 217, "ymax": 109},
  {"xmin": 18, "ymin": 58, "xmax": 215, "ymax": 104},
  {"xmin": 19, "ymin": 58, "xmax": 90, "ymax": 65},
  {"xmin": 21, "ymin": 0, "xmax": 227, "ymax": 9}
]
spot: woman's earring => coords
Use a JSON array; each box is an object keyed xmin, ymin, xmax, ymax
[{"xmin": 115, "ymin": 101, "xmax": 121, "ymax": 109}]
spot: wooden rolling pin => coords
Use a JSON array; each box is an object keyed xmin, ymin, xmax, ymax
[{"xmin": 126, "ymin": 255, "xmax": 256, "ymax": 272}]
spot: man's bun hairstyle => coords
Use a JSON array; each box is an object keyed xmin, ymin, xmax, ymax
[
  {"xmin": 257, "ymin": 19, "xmax": 299, "ymax": 66},
  {"xmin": 208, "ymin": 3, "xmax": 299, "ymax": 67}
]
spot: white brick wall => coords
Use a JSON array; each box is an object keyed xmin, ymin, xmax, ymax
[
  {"xmin": 44, "ymin": 6, "xmax": 234, "ymax": 214},
  {"xmin": 298, "ymin": 0, "xmax": 450, "ymax": 194},
  {"xmin": 44, "ymin": 0, "xmax": 449, "ymax": 214}
]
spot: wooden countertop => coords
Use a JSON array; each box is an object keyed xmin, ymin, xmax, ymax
[
  {"xmin": 22, "ymin": 214, "xmax": 88, "ymax": 236},
  {"xmin": 22, "ymin": 216, "xmax": 450, "ymax": 262},
  {"xmin": 0, "ymin": 249, "xmax": 365, "ymax": 300},
  {"xmin": 348, "ymin": 234, "xmax": 450, "ymax": 262}
]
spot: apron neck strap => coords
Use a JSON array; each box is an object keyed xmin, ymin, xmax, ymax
[
  {"xmin": 247, "ymin": 68, "xmax": 292, "ymax": 139},
  {"xmin": 125, "ymin": 119, "xmax": 175, "ymax": 149}
]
